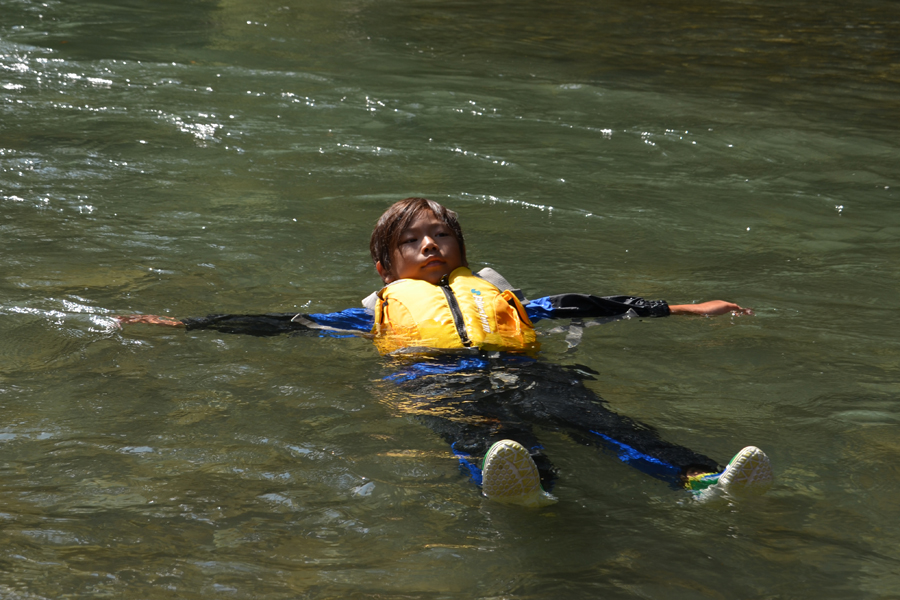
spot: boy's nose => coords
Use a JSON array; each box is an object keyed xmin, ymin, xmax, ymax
[{"xmin": 421, "ymin": 236, "xmax": 438, "ymax": 251}]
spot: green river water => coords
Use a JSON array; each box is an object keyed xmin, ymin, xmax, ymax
[{"xmin": 2, "ymin": 0, "xmax": 899, "ymax": 598}]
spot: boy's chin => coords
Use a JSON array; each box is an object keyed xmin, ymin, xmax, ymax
[
  {"xmin": 419, "ymin": 273, "xmax": 447, "ymax": 284},
  {"xmin": 423, "ymin": 265, "xmax": 462, "ymax": 284},
  {"xmin": 391, "ymin": 263, "xmax": 462, "ymax": 284}
]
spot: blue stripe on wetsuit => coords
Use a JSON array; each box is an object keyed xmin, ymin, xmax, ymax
[
  {"xmin": 452, "ymin": 443, "xmax": 484, "ymax": 486},
  {"xmin": 307, "ymin": 307, "xmax": 374, "ymax": 333},
  {"xmin": 590, "ymin": 430, "xmax": 683, "ymax": 485}
]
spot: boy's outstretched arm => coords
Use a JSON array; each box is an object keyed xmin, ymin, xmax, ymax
[
  {"xmin": 524, "ymin": 294, "xmax": 752, "ymax": 322},
  {"xmin": 116, "ymin": 312, "xmax": 313, "ymax": 336},
  {"xmin": 115, "ymin": 310, "xmax": 374, "ymax": 337},
  {"xmin": 115, "ymin": 313, "xmax": 305, "ymax": 335},
  {"xmin": 668, "ymin": 301, "xmax": 753, "ymax": 316}
]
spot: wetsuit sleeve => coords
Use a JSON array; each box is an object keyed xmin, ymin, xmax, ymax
[
  {"xmin": 181, "ymin": 308, "xmax": 374, "ymax": 337},
  {"xmin": 525, "ymin": 294, "xmax": 670, "ymax": 323},
  {"xmin": 181, "ymin": 313, "xmax": 312, "ymax": 336}
]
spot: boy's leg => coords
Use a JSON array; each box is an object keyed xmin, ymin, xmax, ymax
[
  {"xmin": 381, "ymin": 359, "xmax": 771, "ymax": 497},
  {"xmin": 416, "ymin": 411, "xmax": 561, "ymax": 506},
  {"xmin": 383, "ymin": 365, "xmax": 559, "ymax": 490},
  {"xmin": 504, "ymin": 362, "xmax": 722, "ymax": 487},
  {"xmin": 416, "ymin": 412, "xmax": 558, "ymax": 492}
]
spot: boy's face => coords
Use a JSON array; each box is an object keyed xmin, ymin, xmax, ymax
[{"xmin": 376, "ymin": 210, "xmax": 465, "ymax": 285}]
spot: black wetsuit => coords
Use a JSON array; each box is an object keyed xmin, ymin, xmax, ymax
[{"xmin": 178, "ymin": 292, "xmax": 722, "ymax": 489}]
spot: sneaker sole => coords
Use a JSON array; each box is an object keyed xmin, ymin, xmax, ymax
[
  {"xmin": 482, "ymin": 440, "xmax": 557, "ymax": 507},
  {"xmin": 718, "ymin": 446, "xmax": 774, "ymax": 496}
]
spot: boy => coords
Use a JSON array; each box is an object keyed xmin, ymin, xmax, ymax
[{"xmin": 119, "ymin": 198, "xmax": 773, "ymax": 506}]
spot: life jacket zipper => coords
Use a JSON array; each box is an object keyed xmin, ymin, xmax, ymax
[{"xmin": 439, "ymin": 274, "xmax": 472, "ymax": 347}]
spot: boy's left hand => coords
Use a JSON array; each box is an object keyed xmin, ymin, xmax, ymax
[
  {"xmin": 669, "ymin": 301, "xmax": 753, "ymax": 316},
  {"xmin": 115, "ymin": 314, "xmax": 185, "ymax": 327}
]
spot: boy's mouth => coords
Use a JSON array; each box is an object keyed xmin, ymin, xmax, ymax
[{"xmin": 423, "ymin": 258, "xmax": 445, "ymax": 268}]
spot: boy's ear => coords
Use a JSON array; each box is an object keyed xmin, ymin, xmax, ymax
[{"xmin": 375, "ymin": 261, "xmax": 394, "ymax": 284}]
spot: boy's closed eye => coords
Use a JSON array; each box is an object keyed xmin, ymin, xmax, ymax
[{"xmin": 401, "ymin": 231, "xmax": 448, "ymax": 245}]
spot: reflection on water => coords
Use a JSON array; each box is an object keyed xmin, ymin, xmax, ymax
[{"xmin": 2, "ymin": 0, "xmax": 900, "ymax": 597}]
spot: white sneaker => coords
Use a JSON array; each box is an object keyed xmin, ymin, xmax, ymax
[
  {"xmin": 689, "ymin": 446, "xmax": 774, "ymax": 500},
  {"xmin": 481, "ymin": 440, "xmax": 557, "ymax": 508}
]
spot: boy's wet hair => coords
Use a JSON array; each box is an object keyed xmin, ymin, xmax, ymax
[{"xmin": 370, "ymin": 197, "xmax": 467, "ymax": 276}]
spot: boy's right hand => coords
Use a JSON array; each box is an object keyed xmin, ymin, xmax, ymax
[{"xmin": 115, "ymin": 314, "xmax": 184, "ymax": 327}]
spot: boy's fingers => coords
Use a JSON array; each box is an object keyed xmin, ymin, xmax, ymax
[{"xmin": 723, "ymin": 303, "xmax": 754, "ymax": 316}]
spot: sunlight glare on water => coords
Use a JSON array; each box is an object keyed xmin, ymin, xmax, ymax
[{"xmin": 1, "ymin": 0, "xmax": 899, "ymax": 598}]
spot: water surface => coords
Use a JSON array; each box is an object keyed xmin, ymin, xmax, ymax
[{"xmin": 2, "ymin": 0, "xmax": 899, "ymax": 598}]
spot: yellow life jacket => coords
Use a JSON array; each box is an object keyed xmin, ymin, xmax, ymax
[{"xmin": 372, "ymin": 267, "xmax": 539, "ymax": 355}]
